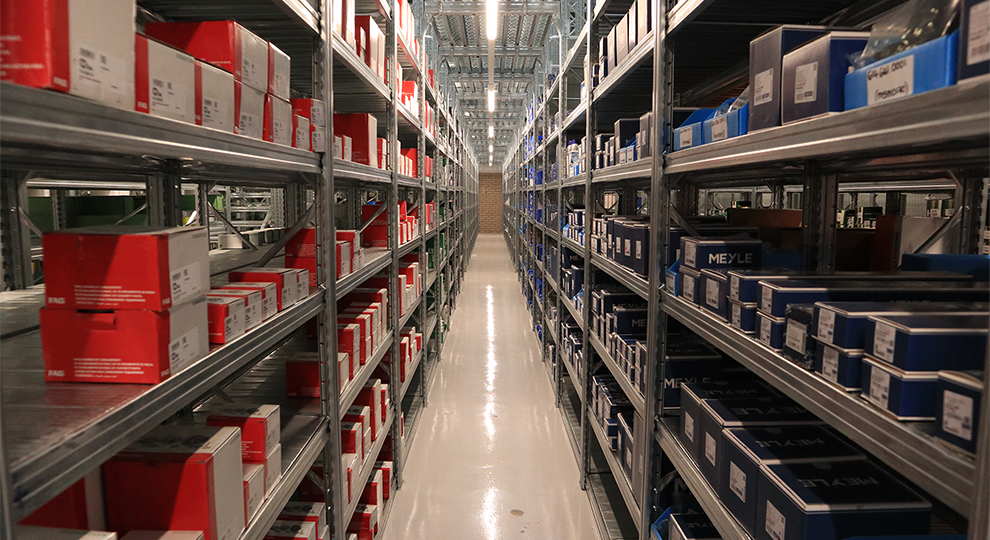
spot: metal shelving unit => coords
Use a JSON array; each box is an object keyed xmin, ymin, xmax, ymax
[
  {"xmin": 503, "ymin": 0, "xmax": 990, "ymax": 539},
  {"xmin": 0, "ymin": 0, "xmax": 478, "ymax": 537}
]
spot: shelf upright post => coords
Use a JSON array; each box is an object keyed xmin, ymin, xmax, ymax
[
  {"xmin": 800, "ymin": 164, "xmax": 838, "ymax": 272},
  {"xmin": 554, "ymin": 21, "xmax": 566, "ymax": 409},
  {"xmin": 147, "ymin": 159, "xmax": 183, "ymax": 227},
  {"xmin": 957, "ymin": 169, "xmax": 987, "ymax": 254},
  {"xmin": 418, "ymin": 26, "xmax": 429, "ymax": 406},
  {"xmin": 579, "ymin": 0, "xmax": 597, "ymax": 493},
  {"xmin": 387, "ymin": 0, "xmax": 405, "ymax": 489},
  {"xmin": 312, "ymin": 2, "xmax": 345, "ymax": 538},
  {"xmin": 0, "ymin": 171, "xmax": 32, "ymax": 290}
]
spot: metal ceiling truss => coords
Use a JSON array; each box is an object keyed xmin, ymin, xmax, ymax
[
  {"xmin": 426, "ymin": 1, "xmax": 558, "ymax": 14},
  {"xmin": 440, "ymin": 45, "xmax": 544, "ymax": 56}
]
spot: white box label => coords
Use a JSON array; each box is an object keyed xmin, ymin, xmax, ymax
[
  {"xmin": 869, "ymin": 367, "xmax": 891, "ymax": 409},
  {"xmin": 682, "ymin": 274, "xmax": 695, "ymax": 302},
  {"xmin": 731, "ymin": 303, "xmax": 742, "ymax": 328},
  {"xmin": 677, "ymin": 127, "xmax": 693, "ymax": 149},
  {"xmin": 684, "ymin": 242, "xmax": 697, "ymax": 268},
  {"xmin": 729, "ymin": 461, "xmax": 746, "ymax": 502},
  {"xmin": 754, "ymin": 68, "xmax": 774, "ymax": 106},
  {"xmin": 636, "ymin": 240, "xmax": 642, "ymax": 260},
  {"xmin": 169, "ymin": 327, "xmax": 201, "ymax": 373},
  {"xmin": 151, "ymin": 77, "xmax": 189, "ymax": 118},
  {"xmin": 761, "ymin": 286, "xmax": 773, "ymax": 312},
  {"xmin": 705, "ymin": 278, "xmax": 720, "ymax": 308},
  {"xmin": 170, "ymin": 262, "xmax": 203, "ymax": 305},
  {"xmin": 785, "ymin": 320, "xmax": 807, "ymax": 352},
  {"xmin": 873, "ymin": 322, "xmax": 897, "ymax": 362},
  {"xmin": 760, "ymin": 316, "xmax": 773, "ymax": 346},
  {"xmin": 730, "ymin": 276, "xmax": 740, "ymax": 299},
  {"xmin": 968, "ymin": 1, "xmax": 990, "ymax": 65},
  {"xmin": 75, "ymin": 45, "xmax": 128, "ymax": 105},
  {"xmin": 624, "ymin": 239, "xmax": 631, "ymax": 256},
  {"xmin": 711, "ymin": 116, "xmax": 728, "ymax": 141},
  {"xmin": 765, "ymin": 501, "xmax": 786, "ymax": 540},
  {"xmin": 866, "ymin": 54, "xmax": 914, "ymax": 105},
  {"xmin": 704, "ymin": 432, "xmax": 717, "ymax": 465},
  {"xmin": 817, "ymin": 308, "xmax": 836, "ymax": 342},
  {"xmin": 312, "ymin": 130, "xmax": 327, "ymax": 152},
  {"xmin": 202, "ymin": 95, "xmax": 229, "ymax": 129},
  {"xmin": 311, "ymin": 102, "xmax": 326, "ymax": 125},
  {"xmin": 683, "ymin": 412, "xmax": 694, "ymax": 442},
  {"xmin": 240, "ymin": 112, "xmax": 259, "ymax": 136},
  {"xmin": 794, "ymin": 62, "xmax": 818, "ymax": 104},
  {"xmin": 943, "ymin": 390, "xmax": 974, "ymax": 441},
  {"xmin": 666, "ymin": 272, "xmax": 676, "ymax": 291},
  {"xmin": 822, "ymin": 346, "xmax": 839, "ymax": 383}
]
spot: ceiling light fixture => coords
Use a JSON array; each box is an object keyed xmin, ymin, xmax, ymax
[
  {"xmin": 488, "ymin": 125, "xmax": 494, "ymax": 138},
  {"xmin": 487, "ymin": 88, "xmax": 495, "ymax": 112},
  {"xmin": 489, "ymin": 143, "xmax": 494, "ymax": 152},
  {"xmin": 486, "ymin": 0, "xmax": 498, "ymax": 40}
]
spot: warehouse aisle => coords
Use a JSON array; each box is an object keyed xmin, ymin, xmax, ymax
[{"xmin": 382, "ymin": 234, "xmax": 600, "ymax": 540}]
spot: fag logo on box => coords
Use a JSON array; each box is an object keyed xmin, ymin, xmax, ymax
[
  {"xmin": 285, "ymin": 354, "xmax": 321, "ymax": 398},
  {"xmin": 43, "ymin": 226, "xmax": 208, "ymax": 311},
  {"xmin": 206, "ymin": 403, "xmax": 281, "ymax": 463}
]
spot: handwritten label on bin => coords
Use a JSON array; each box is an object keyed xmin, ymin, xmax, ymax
[{"xmin": 866, "ymin": 55, "xmax": 914, "ymax": 105}]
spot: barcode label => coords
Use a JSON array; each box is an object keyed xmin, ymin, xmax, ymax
[{"xmin": 969, "ymin": 2, "xmax": 990, "ymax": 65}]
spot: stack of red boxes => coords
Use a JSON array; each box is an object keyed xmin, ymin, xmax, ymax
[
  {"xmin": 333, "ymin": 0, "xmax": 356, "ymax": 48},
  {"xmin": 40, "ymin": 226, "xmax": 210, "ymax": 384},
  {"xmin": 360, "ymin": 203, "xmax": 389, "ymax": 248},
  {"xmin": 334, "ymin": 113, "xmax": 378, "ymax": 167},
  {"xmin": 400, "ymin": 80, "xmax": 418, "ymax": 115},
  {"xmin": 348, "ymin": 505, "xmax": 378, "ymax": 540},
  {"xmin": 226, "ymin": 266, "xmax": 308, "ymax": 312},
  {"xmin": 285, "ymin": 227, "xmax": 319, "ymax": 287},
  {"xmin": 144, "ymin": 21, "xmax": 296, "ymax": 148},
  {"xmin": 292, "ymin": 98, "xmax": 327, "ymax": 152},
  {"xmin": 355, "ymin": 16, "xmax": 386, "ymax": 84},
  {"xmin": 277, "ymin": 502, "xmax": 328, "ymax": 540},
  {"xmin": 205, "ymin": 403, "xmax": 282, "ymax": 501},
  {"xmin": 376, "ymin": 137, "xmax": 390, "ymax": 170}
]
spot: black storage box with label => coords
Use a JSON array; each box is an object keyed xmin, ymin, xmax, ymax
[
  {"xmin": 749, "ymin": 26, "xmax": 830, "ymax": 131},
  {"xmin": 700, "ymin": 269, "xmax": 730, "ymax": 320},
  {"xmin": 679, "ymin": 381, "xmax": 777, "ymax": 462},
  {"xmin": 759, "ymin": 280, "xmax": 988, "ymax": 318},
  {"xmin": 960, "ymin": 0, "xmax": 990, "ymax": 80},
  {"xmin": 813, "ymin": 301, "xmax": 987, "ymax": 351},
  {"xmin": 935, "ymin": 369, "xmax": 983, "ymax": 454},
  {"xmin": 861, "ymin": 357, "xmax": 939, "ymax": 420},
  {"xmin": 729, "ymin": 298, "xmax": 759, "ymax": 333},
  {"xmin": 681, "ymin": 236, "xmax": 763, "ymax": 271},
  {"xmin": 781, "ymin": 32, "xmax": 869, "ymax": 124},
  {"xmin": 813, "ymin": 338, "xmax": 864, "ymax": 391},
  {"xmin": 864, "ymin": 313, "xmax": 989, "ymax": 372},
  {"xmin": 782, "ymin": 304, "xmax": 816, "ymax": 369}
]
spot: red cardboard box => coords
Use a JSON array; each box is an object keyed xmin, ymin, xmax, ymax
[
  {"xmin": 333, "ymin": 0, "xmax": 356, "ymax": 47},
  {"xmin": 0, "ymin": 0, "xmax": 136, "ymax": 109},
  {"xmin": 135, "ymin": 35, "xmax": 196, "ymax": 124},
  {"xmin": 286, "ymin": 228, "xmax": 316, "ymax": 258},
  {"xmin": 338, "ymin": 323, "xmax": 362, "ymax": 370},
  {"xmin": 376, "ymin": 138, "xmax": 389, "ymax": 169},
  {"xmin": 354, "ymin": 16, "xmax": 384, "ymax": 79},
  {"xmin": 235, "ymin": 80, "xmax": 265, "ymax": 138},
  {"xmin": 206, "ymin": 295, "xmax": 247, "ymax": 344},
  {"xmin": 220, "ymin": 282, "xmax": 277, "ymax": 320},
  {"xmin": 361, "ymin": 469, "xmax": 384, "ymax": 506},
  {"xmin": 243, "ymin": 463, "xmax": 264, "ymax": 523},
  {"xmin": 264, "ymin": 521, "xmax": 316, "ymax": 540},
  {"xmin": 104, "ymin": 426, "xmax": 244, "ymax": 540},
  {"xmin": 208, "ymin": 289, "xmax": 263, "ymax": 330},
  {"xmin": 285, "ymin": 355, "xmax": 320, "ymax": 397},
  {"xmin": 145, "ymin": 21, "xmax": 268, "ymax": 92},
  {"xmin": 286, "ymin": 256, "xmax": 318, "ymax": 287},
  {"xmin": 278, "ymin": 502, "xmax": 326, "ymax": 536},
  {"xmin": 338, "ymin": 314, "xmax": 372, "ymax": 361},
  {"xmin": 18, "ymin": 471, "xmax": 105, "ymax": 530},
  {"xmin": 336, "ymin": 241, "xmax": 353, "ymax": 278},
  {"xmin": 375, "ymin": 461, "xmax": 393, "ymax": 500},
  {"xmin": 355, "ymin": 380, "xmax": 383, "ymax": 437},
  {"xmin": 290, "ymin": 268, "xmax": 309, "ymax": 300},
  {"xmin": 229, "ymin": 268, "xmax": 297, "ymax": 310},
  {"xmin": 264, "ymin": 94, "xmax": 293, "ymax": 146},
  {"xmin": 343, "ymin": 406, "xmax": 372, "ymax": 456},
  {"xmin": 333, "ymin": 113, "xmax": 377, "ymax": 166},
  {"xmin": 196, "ymin": 59, "xmax": 235, "ymax": 133},
  {"xmin": 291, "ymin": 99, "xmax": 326, "ymax": 126},
  {"xmin": 347, "ymin": 505, "xmax": 378, "ymax": 540},
  {"xmin": 293, "ymin": 114, "xmax": 310, "ymax": 150},
  {"xmin": 379, "ymin": 383, "xmax": 390, "ymax": 427},
  {"xmin": 43, "ymin": 226, "xmax": 208, "ymax": 311},
  {"xmin": 341, "ymin": 422, "xmax": 364, "ymax": 457},
  {"xmin": 40, "ymin": 297, "xmax": 208, "ymax": 384},
  {"xmin": 205, "ymin": 403, "xmax": 280, "ymax": 463},
  {"xmin": 268, "ymin": 42, "xmax": 290, "ymax": 100}
]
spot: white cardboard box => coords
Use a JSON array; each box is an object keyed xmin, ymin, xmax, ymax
[
  {"xmin": 293, "ymin": 114, "xmax": 311, "ymax": 150},
  {"xmin": 136, "ymin": 35, "xmax": 195, "ymax": 123},
  {"xmin": 196, "ymin": 60, "xmax": 235, "ymax": 133},
  {"xmin": 235, "ymin": 81, "xmax": 265, "ymax": 139},
  {"xmin": 243, "ymin": 463, "xmax": 264, "ymax": 523},
  {"xmin": 207, "ymin": 289, "xmax": 263, "ymax": 330},
  {"xmin": 122, "ymin": 532, "xmax": 205, "ymax": 540},
  {"xmin": 268, "ymin": 42, "xmax": 291, "ymax": 100},
  {"xmin": 265, "ymin": 95, "xmax": 293, "ymax": 146},
  {"xmin": 16, "ymin": 527, "xmax": 117, "ymax": 540},
  {"xmin": 265, "ymin": 443, "xmax": 282, "ymax": 496},
  {"xmin": 265, "ymin": 521, "xmax": 316, "ymax": 540}
]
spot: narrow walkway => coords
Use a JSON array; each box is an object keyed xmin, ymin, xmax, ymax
[{"xmin": 382, "ymin": 234, "xmax": 599, "ymax": 540}]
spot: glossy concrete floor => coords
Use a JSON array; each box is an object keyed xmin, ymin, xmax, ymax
[{"xmin": 381, "ymin": 234, "xmax": 600, "ymax": 540}]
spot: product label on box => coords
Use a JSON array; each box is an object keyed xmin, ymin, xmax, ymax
[
  {"xmin": 760, "ymin": 317, "xmax": 772, "ymax": 346},
  {"xmin": 677, "ymin": 127, "xmax": 692, "ymax": 149},
  {"xmin": 624, "ymin": 239, "xmax": 631, "ymax": 256},
  {"xmin": 666, "ymin": 272, "xmax": 676, "ymax": 290},
  {"xmin": 729, "ymin": 461, "xmax": 746, "ymax": 502},
  {"xmin": 704, "ymin": 432, "xmax": 716, "ymax": 465},
  {"xmin": 866, "ymin": 54, "xmax": 914, "ymax": 105},
  {"xmin": 711, "ymin": 116, "xmax": 728, "ymax": 141},
  {"xmin": 151, "ymin": 77, "xmax": 189, "ymax": 118},
  {"xmin": 684, "ymin": 242, "xmax": 697, "ymax": 267},
  {"xmin": 240, "ymin": 112, "xmax": 260, "ymax": 136},
  {"xmin": 706, "ymin": 278, "xmax": 720, "ymax": 308},
  {"xmin": 683, "ymin": 412, "xmax": 694, "ymax": 442},
  {"xmin": 731, "ymin": 303, "xmax": 742, "ymax": 328},
  {"xmin": 311, "ymin": 102, "xmax": 326, "ymax": 125},
  {"xmin": 312, "ymin": 130, "xmax": 327, "ymax": 152},
  {"xmin": 822, "ymin": 346, "xmax": 839, "ymax": 382},
  {"xmin": 75, "ymin": 46, "xmax": 128, "ymax": 104},
  {"xmin": 682, "ymin": 274, "xmax": 696, "ymax": 302},
  {"xmin": 296, "ymin": 124, "xmax": 308, "ymax": 148},
  {"xmin": 761, "ymin": 286, "xmax": 773, "ymax": 312},
  {"xmin": 202, "ymin": 96, "xmax": 229, "ymax": 129},
  {"xmin": 968, "ymin": 2, "xmax": 990, "ymax": 65},
  {"xmin": 794, "ymin": 62, "xmax": 818, "ymax": 104},
  {"xmin": 869, "ymin": 367, "xmax": 891, "ymax": 409},
  {"xmin": 817, "ymin": 308, "xmax": 835, "ymax": 342},
  {"xmin": 170, "ymin": 327, "xmax": 201, "ymax": 373},
  {"xmin": 170, "ymin": 262, "xmax": 203, "ymax": 305},
  {"xmin": 754, "ymin": 68, "xmax": 774, "ymax": 106},
  {"xmin": 943, "ymin": 390, "xmax": 974, "ymax": 441},
  {"xmin": 636, "ymin": 240, "xmax": 642, "ymax": 260},
  {"xmin": 765, "ymin": 501, "xmax": 786, "ymax": 540},
  {"xmin": 785, "ymin": 320, "xmax": 807, "ymax": 352},
  {"xmin": 873, "ymin": 322, "xmax": 896, "ymax": 362},
  {"xmin": 730, "ymin": 277, "xmax": 740, "ymax": 299},
  {"xmin": 225, "ymin": 314, "xmax": 235, "ymax": 338},
  {"xmin": 274, "ymin": 119, "xmax": 288, "ymax": 144}
]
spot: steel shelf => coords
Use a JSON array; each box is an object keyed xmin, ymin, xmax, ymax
[
  {"xmin": 563, "ymin": 23, "xmax": 589, "ymax": 71},
  {"xmin": 591, "ymin": 159, "xmax": 653, "ymax": 185},
  {"xmin": 590, "ymin": 253, "xmax": 649, "ymax": 300},
  {"xmin": 331, "ymin": 34, "xmax": 391, "ymax": 103},
  {"xmin": 400, "ymin": 349, "xmax": 424, "ymax": 400},
  {"xmin": 589, "ymin": 333, "xmax": 645, "ymax": 415},
  {"xmin": 656, "ymin": 417, "xmax": 751, "ymax": 540},
  {"xmin": 0, "ymin": 287, "xmax": 45, "ymax": 340},
  {"xmin": 399, "ymin": 296, "xmax": 422, "ymax": 329},
  {"xmin": 544, "ymin": 315, "xmax": 558, "ymax": 345},
  {"xmin": 666, "ymin": 76, "xmax": 990, "ymax": 176},
  {"xmin": 564, "ymin": 101, "xmax": 588, "ymax": 131},
  {"xmin": 0, "ymin": 83, "xmax": 320, "ymax": 174},
  {"xmin": 563, "ymin": 296, "xmax": 584, "ymax": 332},
  {"xmin": 336, "ymin": 249, "xmax": 392, "ymax": 300},
  {"xmin": 397, "ymin": 35, "xmax": 422, "ymax": 76},
  {"xmin": 397, "ymin": 238, "xmax": 421, "ymax": 257},
  {"xmin": 344, "ymin": 407, "xmax": 394, "ymax": 521},
  {"xmin": 589, "ymin": 416, "xmax": 642, "ymax": 529},
  {"xmin": 593, "ymin": 31, "xmax": 654, "ymax": 104},
  {"xmin": 662, "ymin": 293, "xmax": 975, "ymax": 514},
  {"xmin": 562, "ymin": 235, "xmax": 584, "ymax": 254},
  {"xmin": 559, "ymin": 379, "xmax": 583, "ymax": 462},
  {"xmin": 340, "ymin": 334, "xmax": 393, "ymax": 419},
  {"xmin": 3, "ymin": 289, "xmax": 324, "ymax": 520},
  {"xmin": 666, "ymin": 0, "xmax": 716, "ymax": 34},
  {"xmin": 397, "ymin": 173, "xmax": 420, "ymax": 188},
  {"xmin": 142, "ymin": 0, "xmax": 320, "ymax": 35},
  {"xmin": 560, "ymin": 352, "xmax": 584, "ymax": 404},
  {"xmin": 562, "ymin": 172, "xmax": 587, "ymax": 187},
  {"xmin": 586, "ymin": 469, "xmax": 640, "ymax": 540},
  {"xmin": 334, "ymin": 159, "xmax": 392, "ymax": 184},
  {"xmin": 545, "ymin": 272, "xmax": 559, "ymax": 293}
]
